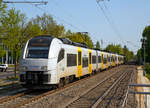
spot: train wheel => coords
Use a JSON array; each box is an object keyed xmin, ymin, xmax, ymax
[
  {"xmin": 58, "ymin": 79, "xmax": 65, "ymax": 88},
  {"xmin": 69, "ymin": 76, "xmax": 74, "ymax": 83}
]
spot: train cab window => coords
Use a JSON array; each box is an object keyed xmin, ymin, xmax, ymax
[
  {"xmin": 26, "ymin": 36, "xmax": 53, "ymax": 59},
  {"xmin": 57, "ymin": 49, "xmax": 64, "ymax": 63},
  {"xmin": 89, "ymin": 53, "xmax": 91, "ymax": 64},
  {"xmin": 78, "ymin": 52, "xmax": 81, "ymax": 65},
  {"xmin": 98, "ymin": 56, "xmax": 101, "ymax": 63},
  {"xmin": 92, "ymin": 55, "xmax": 96, "ymax": 64}
]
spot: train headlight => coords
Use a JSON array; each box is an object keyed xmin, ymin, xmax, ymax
[
  {"xmin": 41, "ymin": 66, "xmax": 47, "ymax": 71},
  {"xmin": 20, "ymin": 66, "xmax": 27, "ymax": 71}
]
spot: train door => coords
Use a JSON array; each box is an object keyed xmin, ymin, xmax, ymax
[
  {"xmin": 114, "ymin": 55, "xmax": 116, "ymax": 66},
  {"xmin": 106, "ymin": 54, "xmax": 109, "ymax": 68},
  {"xmin": 101, "ymin": 53, "xmax": 104, "ymax": 70},
  {"xmin": 77, "ymin": 47, "xmax": 82, "ymax": 77},
  {"xmin": 88, "ymin": 50, "xmax": 92, "ymax": 74},
  {"xmin": 112, "ymin": 55, "xmax": 115, "ymax": 67}
]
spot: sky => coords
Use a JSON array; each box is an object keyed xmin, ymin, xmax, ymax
[{"xmin": 5, "ymin": 0, "xmax": 150, "ymax": 54}]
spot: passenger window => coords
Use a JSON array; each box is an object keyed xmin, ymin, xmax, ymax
[
  {"xmin": 67, "ymin": 54, "xmax": 77, "ymax": 67},
  {"xmin": 82, "ymin": 57, "xmax": 88, "ymax": 67},
  {"xmin": 92, "ymin": 55, "xmax": 96, "ymax": 64},
  {"xmin": 57, "ymin": 49, "xmax": 64, "ymax": 63},
  {"xmin": 98, "ymin": 56, "xmax": 101, "ymax": 63}
]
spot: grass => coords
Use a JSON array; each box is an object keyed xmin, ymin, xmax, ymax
[
  {"xmin": 146, "ymin": 74, "xmax": 150, "ymax": 80},
  {"xmin": 8, "ymin": 64, "xmax": 15, "ymax": 67},
  {"xmin": 145, "ymin": 64, "xmax": 150, "ymax": 80}
]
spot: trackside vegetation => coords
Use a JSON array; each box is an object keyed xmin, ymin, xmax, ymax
[
  {"xmin": 145, "ymin": 65, "xmax": 150, "ymax": 80},
  {"xmin": 137, "ymin": 25, "xmax": 150, "ymax": 80}
]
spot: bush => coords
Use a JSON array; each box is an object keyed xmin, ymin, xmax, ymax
[
  {"xmin": 146, "ymin": 74, "xmax": 150, "ymax": 80},
  {"xmin": 145, "ymin": 65, "xmax": 150, "ymax": 74}
]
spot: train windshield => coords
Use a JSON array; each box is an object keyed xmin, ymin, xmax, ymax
[{"xmin": 26, "ymin": 36, "xmax": 53, "ymax": 59}]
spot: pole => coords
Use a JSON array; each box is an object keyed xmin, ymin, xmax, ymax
[{"xmin": 3, "ymin": 1, "xmax": 48, "ymax": 5}]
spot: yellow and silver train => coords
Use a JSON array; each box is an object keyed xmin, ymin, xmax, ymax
[{"xmin": 19, "ymin": 35, "xmax": 124, "ymax": 89}]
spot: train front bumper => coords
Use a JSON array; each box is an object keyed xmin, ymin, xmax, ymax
[{"xmin": 20, "ymin": 71, "xmax": 51, "ymax": 84}]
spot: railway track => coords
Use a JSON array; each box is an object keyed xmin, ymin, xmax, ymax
[
  {"xmin": 64, "ymin": 66, "xmax": 132, "ymax": 108},
  {"xmin": 0, "ymin": 84, "xmax": 23, "ymax": 98},
  {"xmin": 0, "ymin": 66, "xmax": 123, "ymax": 108},
  {"xmin": 91, "ymin": 68, "xmax": 134, "ymax": 108},
  {"xmin": 0, "ymin": 89, "xmax": 49, "ymax": 108},
  {"xmin": 0, "ymin": 65, "xmax": 133, "ymax": 108},
  {"xmin": 24, "ymin": 65, "xmax": 129, "ymax": 108}
]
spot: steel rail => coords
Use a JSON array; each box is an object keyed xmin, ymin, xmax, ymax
[
  {"xmin": 121, "ymin": 69, "xmax": 135, "ymax": 108},
  {"xmin": 0, "ymin": 89, "xmax": 30, "ymax": 104},
  {"xmin": 91, "ymin": 70, "xmax": 129, "ymax": 108},
  {"xmin": 63, "ymin": 68, "xmax": 124, "ymax": 108},
  {"xmin": 9, "ymin": 66, "xmax": 123, "ymax": 108}
]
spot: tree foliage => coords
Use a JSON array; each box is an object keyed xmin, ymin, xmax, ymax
[
  {"xmin": 0, "ymin": 0, "xmax": 6, "ymax": 19},
  {"xmin": 0, "ymin": 8, "xmax": 26, "ymax": 76},
  {"xmin": 142, "ymin": 26, "xmax": 150, "ymax": 62},
  {"xmin": 105, "ymin": 44, "xmax": 123, "ymax": 55},
  {"xmin": 66, "ymin": 32, "xmax": 94, "ymax": 48},
  {"xmin": 0, "ymin": 45, "xmax": 5, "ymax": 57},
  {"xmin": 1, "ymin": 8, "xmax": 26, "ymax": 61},
  {"xmin": 95, "ymin": 41, "xmax": 100, "ymax": 49},
  {"xmin": 136, "ymin": 48, "xmax": 142, "ymax": 64},
  {"xmin": 105, "ymin": 44, "xmax": 134, "ymax": 62},
  {"xmin": 31, "ymin": 13, "xmax": 65, "ymax": 38}
]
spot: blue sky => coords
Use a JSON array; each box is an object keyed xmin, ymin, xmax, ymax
[{"xmin": 6, "ymin": 0, "xmax": 150, "ymax": 54}]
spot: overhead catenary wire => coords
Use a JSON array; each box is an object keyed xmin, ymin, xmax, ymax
[
  {"xmin": 96, "ymin": 0, "xmax": 140, "ymax": 49},
  {"xmin": 96, "ymin": 1, "xmax": 126, "ymax": 45},
  {"xmin": 31, "ymin": 2, "xmax": 103, "ymax": 46},
  {"xmin": 50, "ymin": 0, "xmax": 102, "ymax": 44}
]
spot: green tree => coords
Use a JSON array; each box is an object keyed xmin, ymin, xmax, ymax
[
  {"xmin": 142, "ymin": 26, "xmax": 150, "ymax": 62},
  {"xmin": 96, "ymin": 41, "xmax": 100, "ymax": 49},
  {"xmin": 0, "ymin": 45, "xmax": 5, "ymax": 58},
  {"xmin": 136, "ymin": 49, "xmax": 142, "ymax": 64},
  {"xmin": 123, "ymin": 45, "xmax": 134, "ymax": 62},
  {"xmin": 0, "ymin": 0, "xmax": 6, "ymax": 20},
  {"xmin": 105, "ymin": 44, "xmax": 134, "ymax": 62},
  {"xmin": 31, "ymin": 13, "xmax": 65, "ymax": 37},
  {"xmin": 21, "ymin": 21, "xmax": 42, "ymax": 44},
  {"xmin": 1, "ymin": 8, "xmax": 26, "ymax": 76},
  {"xmin": 66, "ymin": 32, "xmax": 94, "ymax": 48},
  {"xmin": 105, "ymin": 44, "xmax": 123, "ymax": 54}
]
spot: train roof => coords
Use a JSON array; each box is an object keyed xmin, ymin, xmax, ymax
[
  {"xmin": 31, "ymin": 36, "xmax": 125, "ymax": 57},
  {"xmin": 58, "ymin": 38, "xmax": 88, "ymax": 48}
]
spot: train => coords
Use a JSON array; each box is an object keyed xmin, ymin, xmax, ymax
[{"xmin": 19, "ymin": 35, "xmax": 124, "ymax": 89}]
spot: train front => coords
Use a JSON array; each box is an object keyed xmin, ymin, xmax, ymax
[{"xmin": 19, "ymin": 36, "xmax": 59, "ymax": 89}]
